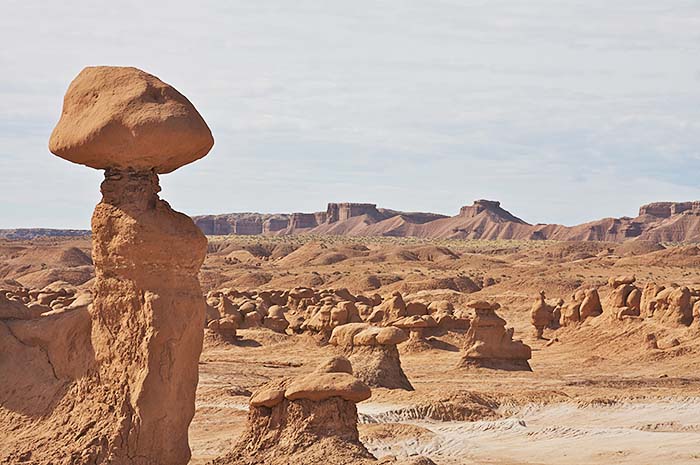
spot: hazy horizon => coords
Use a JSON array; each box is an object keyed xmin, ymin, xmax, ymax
[{"xmin": 2, "ymin": 1, "xmax": 699, "ymax": 229}]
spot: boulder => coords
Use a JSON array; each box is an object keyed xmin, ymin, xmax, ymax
[
  {"xmin": 49, "ymin": 66, "xmax": 214, "ymax": 174},
  {"xmin": 263, "ymin": 305, "xmax": 290, "ymax": 333},
  {"xmin": 579, "ymin": 288, "xmax": 602, "ymax": 320}
]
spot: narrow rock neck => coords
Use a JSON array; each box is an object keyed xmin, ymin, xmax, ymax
[{"xmin": 100, "ymin": 169, "xmax": 160, "ymax": 210}]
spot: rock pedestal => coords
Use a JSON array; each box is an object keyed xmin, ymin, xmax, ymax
[
  {"xmin": 90, "ymin": 169, "xmax": 207, "ymax": 463},
  {"xmin": 212, "ymin": 357, "xmax": 375, "ymax": 465},
  {"xmin": 0, "ymin": 66, "xmax": 212, "ymax": 465},
  {"xmin": 530, "ymin": 291, "xmax": 553, "ymax": 339}
]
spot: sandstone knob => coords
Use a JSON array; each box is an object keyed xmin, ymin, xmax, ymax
[
  {"xmin": 49, "ymin": 66, "xmax": 214, "ymax": 173},
  {"xmin": 285, "ymin": 372, "xmax": 371, "ymax": 403}
]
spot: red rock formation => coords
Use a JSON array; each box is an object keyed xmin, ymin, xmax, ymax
[
  {"xmin": 0, "ymin": 66, "xmax": 212, "ymax": 465},
  {"xmin": 191, "ymin": 198, "xmax": 700, "ymax": 243},
  {"xmin": 326, "ymin": 203, "xmax": 380, "ymax": 222},
  {"xmin": 263, "ymin": 217, "xmax": 290, "ymax": 233},
  {"xmin": 233, "ymin": 217, "xmax": 263, "ymax": 235},
  {"xmin": 291, "ymin": 212, "xmax": 321, "ymax": 229},
  {"xmin": 330, "ymin": 323, "xmax": 413, "ymax": 391},
  {"xmin": 458, "ymin": 300, "xmax": 532, "ymax": 371},
  {"xmin": 211, "ymin": 357, "xmax": 375, "ymax": 465},
  {"xmin": 90, "ymin": 170, "xmax": 207, "ymax": 464}
]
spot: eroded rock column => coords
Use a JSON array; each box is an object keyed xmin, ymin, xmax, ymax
[
  {"xmin": 90, "ymin": 169, "xmax": 207, "ymax": 463},
  {"xmin": 48, "ymin": 65, "xmax": 214, "ymax": 464}
]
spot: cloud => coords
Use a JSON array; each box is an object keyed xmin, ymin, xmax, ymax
[{"xmin": 1, "ymin": 0, "xmax": 700, "ymax": 228}]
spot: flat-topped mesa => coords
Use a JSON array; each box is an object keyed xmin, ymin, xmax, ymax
[
  {"xmin": 264, "ymin": 217, "xmax": 290, "ymax": 233},
  {"xmin": 3, "ymin": 66, "xmax": 213, "ymax": 465},
  {"xmin": 290, "ymin": 212, "xmax": 321, "ymax": 229},
  {"xmin": 458, "ymin": 199, "xmax": 529, "ymax": 224},
  {"xmin": 326, "ymin": 203, "xmax": 380, "ymax": 223},
  {"xmin": 638, "ymin": 201, "xmax": 700, "ymax": 218}
]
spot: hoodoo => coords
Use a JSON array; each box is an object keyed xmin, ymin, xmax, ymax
[
  {"xmin": 458, "ymin": 300, "xmax": 532, "ymax": 371},
  {"xmin": 1, "ymin": 66, "xmax": 213, "ymax": 465},
  {"xmin": 330, "ymin": 323, "xmax": 413, "ymax": 390}
]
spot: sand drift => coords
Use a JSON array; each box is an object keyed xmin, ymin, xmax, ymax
[{"xmin": 359, "ymin": 399, "xmax": 700, "ymax": 464}]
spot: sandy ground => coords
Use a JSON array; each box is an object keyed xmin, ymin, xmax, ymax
[
  {"xmin": 3, "ymin": 236, "xmax": 699, "ymax": 463},
  {"xmin": 188, "ymin": 323, "xmax": 700, "ymax": 465}
]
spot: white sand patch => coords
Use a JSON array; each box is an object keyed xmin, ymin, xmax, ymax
[{"xmin": 363, "ymin": 399, "xmax": 700, "ymax": 465}]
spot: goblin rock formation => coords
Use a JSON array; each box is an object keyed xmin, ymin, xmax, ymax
[
  {"xmin": 330, "ymin": 323, "xmax": 413, "ymax": 390},
  {"xmin": 211, "ymin": 356, "xmax": 376, "ymax": 465},
  {"xmin": 211, "ymin": 357, "xmax": 434, "ymax": 465},
  {"xmin": 530, "ymin": 291, "xmax": 554, "ymax": 338},
  {"xmin": 1, "ymin": 66, "xmax": 213, "ymax": 465},
  {"xmin": 605, "ymin": 276, "xmax": 642, "ymax": 319},
  {"xmin": 640, "ymin": 283, "xmax": 693, "ymax": 326},
  {"xmin": 561, "ymin": 288, "xmax": 602, "ymax": 326},
  {"xmin": 458, "ymin": 300, "xmax": 532, "ymax": 371}
]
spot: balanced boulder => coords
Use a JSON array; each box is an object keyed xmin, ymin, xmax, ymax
[{"xmin": 1, "ymin": 66, "xmax": 212, "ymax": 465}]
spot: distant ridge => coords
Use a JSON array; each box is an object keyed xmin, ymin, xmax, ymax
[
  {"xmin": 193, "ymin": 200, "xmax": 700, "ymax": 243},
  {"xmin": 8, "ymin": 200, "xmax": 700, "ymax": 243}
]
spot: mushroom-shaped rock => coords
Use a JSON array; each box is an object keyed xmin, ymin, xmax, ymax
[
  {"xmin": 211, "ymin": 358, "xmax": 376, "ymax": 465},
  {"xmin": 49, "ymin": 66, "xmax": 213, "ymax": 174},
  {"xmin": 459, "ymin": 302, "xmax": 531, "ymax": 371},
  {"xmin": 392, "ymin": 315, "xmax": 437, "ymax": 342},
  {"xmin": 263, "ymin": 304, "xmax": 290, "ymax": 333},
  {"xmin": 330, "ymin": 324, "xmax": 413, "ymax": 390},
  {"xmin": 1, "ymin": 67, "xmax": 212, "ymax": 465}
]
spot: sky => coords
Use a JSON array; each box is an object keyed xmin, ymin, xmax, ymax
[{"xmin": 1, "ymin": 0, "xmax": 699, "ymax": 229}]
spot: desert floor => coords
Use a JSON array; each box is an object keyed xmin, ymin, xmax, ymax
[
  {"xmin": 3, "ymin": 235, "xmax": 700, "ymax": 464},
  {"xmin": 190, "ymin": 236, "xmax": 700, "ymax": 464}
]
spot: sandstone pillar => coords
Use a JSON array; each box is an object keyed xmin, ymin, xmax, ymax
[{"xmin": 49, "ymin": 66, "xmax": 213, "ymax": 464}]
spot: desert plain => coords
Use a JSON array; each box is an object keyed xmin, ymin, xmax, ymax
[{"xmin": 3, "ymin": 233, "xmax": 699, "ymax": 464}]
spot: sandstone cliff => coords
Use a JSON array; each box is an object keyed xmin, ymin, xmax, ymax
[{"xmin": 193, "ymin": 200, "xmax": 700, "ymax": 243}]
